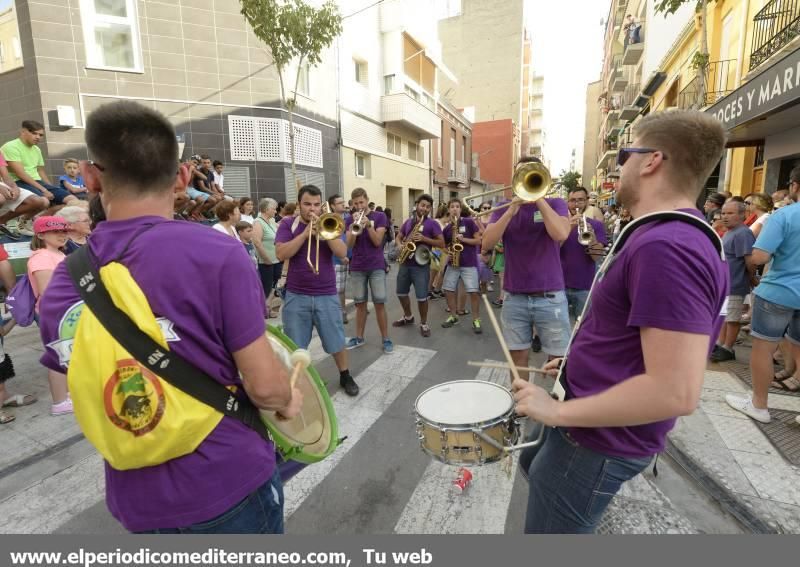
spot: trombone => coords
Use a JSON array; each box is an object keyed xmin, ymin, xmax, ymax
[
  {"xmin": 307, "ymin": 202, "xmax": 344, "ymax": 275},
  {"xmin": 463, "ymin": 161, "xmax": 555, "ymax": 218}
]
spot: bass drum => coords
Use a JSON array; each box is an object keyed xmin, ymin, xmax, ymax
[{"xmin": 260, "ymin": 325, "xmax": 339, "ymax": 466}]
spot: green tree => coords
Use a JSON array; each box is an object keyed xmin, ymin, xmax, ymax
[
  {"xmin": 559, "ymin": 170, "xmax": 582, "ymax": 191},
  {"xmin": 655, "ymin": 0, "xmax": 708, "ymax": 109},
  {"xmin": 240, "ymin": 0, "xmax": 343, "ymax": 191}
]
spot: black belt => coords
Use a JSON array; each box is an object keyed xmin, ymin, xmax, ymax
[{"xmin": 515, "ymin": 291, "xmax": 559, "ymax": 298}]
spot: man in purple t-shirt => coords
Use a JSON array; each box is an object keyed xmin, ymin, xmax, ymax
[
  {"xmin": 345, "ymin": 188, "xmax": 393, "ymax": 353},
  {"xmin": 512, "ymin": 110, "xmax": 729, "ymax": 533},
  {"xmin": 38, "ymin": 101, "xmax": 302, "ymax": 534},
  {"xmin": 441, "ymin": 199, "xmax": 484, "ymax": 333},
  {"xmin": 392, "ymin": 194, "xmax": 445, "ymax": 338},
  {"xmin": 561, "ymin": 187, "xmax": 608, "ymax": 320},
  {"xmin": 275, "ymin": 185, "xmax": 359, "ymax": 397},
  {"xmin": 482, "ymin": 156, "xmax": 572, "ymax": 379}
]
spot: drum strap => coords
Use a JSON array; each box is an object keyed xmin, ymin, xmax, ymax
[{"xmin": 66, "ymin": 246, "xmax": 273, "ymax": 443}]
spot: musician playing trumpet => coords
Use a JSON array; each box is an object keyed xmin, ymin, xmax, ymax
[
  {"xmin": 562, "ymin": 187, "xmax": 608, "ymax": 320},
  {"xmin": 393, "ymin": 194, "xmax": 444, "ymax": 338},
  {"xmin": 441, "ymin": 199, "xmax": 484, "ymax": 334}
]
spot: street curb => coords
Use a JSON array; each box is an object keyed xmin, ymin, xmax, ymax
[{"xmin": 664, "ymin": 439, "xmax": 779, "ymax": 534}]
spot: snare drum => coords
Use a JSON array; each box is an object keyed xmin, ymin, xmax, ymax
[{"xmin": 414, "ymin": 380, "xmax": 519, "ymax": 465}]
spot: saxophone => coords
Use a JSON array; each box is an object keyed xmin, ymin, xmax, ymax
[
  {"xmin": 398, "ymin": 216, "xmax": 424, "ymax": 264},
  {"xmin": 449, "ymin": 215, "xmax": 464, "ymax": 268}
]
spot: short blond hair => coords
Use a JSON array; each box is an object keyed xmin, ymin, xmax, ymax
[{"xmin": 632, "ymin": 110, "xmax": 726, "ymax": 198}]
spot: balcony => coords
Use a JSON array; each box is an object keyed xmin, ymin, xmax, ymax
[
  {"xmin": 618, "ymin": 83, "xmax": 643, "ymax": 120},
  {"xmin": 611, "ymin": 71, "xmax": 629, "ymax": 93},
  {"xmin": 448, "ymin": 160, "xmax": 468, "ymax": 184},
  {"xmin": 622, "ymin": 22, "xmax": 645, "ymax": 66},
  {"xmin": 750, "ymin": 0, "xmax": 800, "ymax": 71},
  {"xmin": 678, "ymin": 60, "xmax": 737, "ymax": 109},
  {"xmin": 381, "ymin": 93, "xmax": 440, "ymax": 139}
]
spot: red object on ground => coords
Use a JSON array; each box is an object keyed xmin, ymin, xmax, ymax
[{"xmin": 452, "ymin": 467, "xmax": 473, "ymax": 492}]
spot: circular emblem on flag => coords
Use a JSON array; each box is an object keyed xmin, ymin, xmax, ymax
[{"xmin": 103, "ymin": 359, "xmax": 166, "ymax": 436}]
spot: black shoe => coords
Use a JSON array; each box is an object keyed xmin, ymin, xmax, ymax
[
  {"xmin": 710, "ymin": 347, "xmax": 735, "ymax": 362},
  {"xmin": 532, "ymin": 335, "xmax": 542, "ymax": 353},
  {"xmin": 0, "ymin": 225, "xmax": 20, "ymax": 240},
  {"xmin": 340, "ymin": 374, "xmax": 359, "ymax": 396},
  {"xmin": 709, "ymin": 344, "xmax": 724, "ymax": 359},
  {"xmin": 491, "ymin": 299, "xmax": 504, "ymax": 308}
]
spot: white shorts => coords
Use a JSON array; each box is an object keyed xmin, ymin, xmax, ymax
[{"xmin": 0, "ymin": 186, "xmax": 36, "ymax": 215}]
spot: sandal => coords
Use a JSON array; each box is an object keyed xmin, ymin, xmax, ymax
[
  {"xmin": 0, "ymin": 410, "xmax": 15, "ymax": 424},
  {"xmin": 392, "ymin": 316, "xmax": 415, "ymax": 327},
  {"xmin": 2, "ymin": 393, "xmax": 37, "ymax": 408},
  {"xmin": 772, "ymin": 376, "xmax": 800, "ymax": 392},
  {"xmin": 774, "ymin": 369, "xmax": 794, "ymax": 383}
]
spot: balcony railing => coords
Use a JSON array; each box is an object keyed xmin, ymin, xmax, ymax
[
  {"xmin": 448, "ymin": 160, "xmax": 468, "ymax": 184},
  {"xmin": 750, "ymin": 0, "xmax": 800, "ymax": 71},
  {"xmin": 381, "ymin": 93, "xmax": 440, "ymax": 139},
  {"xmin": 678, "ymin": 60, "xmax": 737, "ymax": 109}
]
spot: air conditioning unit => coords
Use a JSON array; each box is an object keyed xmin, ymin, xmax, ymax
[{"xmin": 56, "ymin": 106, "xmax": 76, "ymax": 128}]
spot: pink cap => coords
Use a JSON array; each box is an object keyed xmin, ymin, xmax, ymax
[{"xmin": 33, "ymin": 216, "xmax": 70, "ymax": 235}]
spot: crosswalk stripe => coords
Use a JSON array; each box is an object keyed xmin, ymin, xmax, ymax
[
  {"xmin": 394, "ymin": 361, "xmax": 520, "ymax": 534},
  {"xmin": 283, "ymin": 345, "xmax": 436, "ymax": 518}
]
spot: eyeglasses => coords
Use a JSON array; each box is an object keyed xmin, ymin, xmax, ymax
[{"xmin": 616, "ymin": 147, "xmax": 667, "ymax": 167}]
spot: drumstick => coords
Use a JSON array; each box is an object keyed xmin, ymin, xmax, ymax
[
  {"xmin": 481, "ymin": 294, "xmax": 524, "ymax": 386},
  {"xmin": 289, "ymin": 349, "xmax": 311, "ymax": 388},
  {"xmin": 467, "ymin": 361, "xmax": 549, "ymax": 374}
]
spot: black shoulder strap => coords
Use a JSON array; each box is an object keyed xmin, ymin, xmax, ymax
[
  {"xmin": 65, "ymin": 246, "xmax": 272, "ymax": 442},
  {"xmin": 613, "ymin": 211, "xmax": 724, "ymax": 259}
]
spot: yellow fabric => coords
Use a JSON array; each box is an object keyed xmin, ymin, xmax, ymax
[{"xmin": 67, "ymin": 262, "xmax": 223, "ymax": 470}]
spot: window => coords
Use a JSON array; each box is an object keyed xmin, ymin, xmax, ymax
[
  {"xmin": 79, "ymin": 0, "xmax": 143, "ymax": 72},
  {"xmin": 0, "ymin": 43, "xmax": 4, "ymax": 64},
  {"xmin": 437, "ymin": 122, "xmax": 443, "ymax": 167},
  {"xmin": 462, "ymin": 135, "xmax": 467, "ymax": 162},
  {"xmin": 408, "ymin": 142, "xmax": 419, "ymax": 162},
  {"xmin": 437, "ymin": 0, "xmax": 462, "ymax": 19},
  {"xmin": 296, "ymin": 64, "xmax": 310, "ymax": 96},
  {"xmin": 449, "ymin": 128, "xmax": 456, "ymax": 174},
  {"xmin": 354, "ymin": 59, "xmax": 368, "ymax": 87},
  {"xmin": 12, "ymin": 37, "xmax": 21, "ymax": 60},
  {"xmin": 387, "ymin": 133, "xmax": 402, "ymax": 156},
  {"xmin": 405, "ymin": 85, "xmax": 420, "ymax": 101},
  {"xmin": 384, "ymin": 74, "xmax": 395, "ymax": 95},
  {"xmin": 355, "ymin": 153, "xmax": 368, "ymax": 177}
]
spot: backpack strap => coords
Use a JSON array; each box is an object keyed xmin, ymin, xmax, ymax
[{"xmin": 65, "ymin": 246, "xmax": 272, "ymax": 443}]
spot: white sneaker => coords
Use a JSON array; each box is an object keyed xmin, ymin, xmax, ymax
[
  {"xmin": 725, "ymin": 394, "xmax": 771, "ymax": 423},
  {"xmin": 51, "ymin": 398, "xmax": 73, "ymax": 416},
  {"xmin": 17, "ymin": 219, "xmax": 34, "ymax": 237}
]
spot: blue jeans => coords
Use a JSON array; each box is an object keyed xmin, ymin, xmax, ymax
[
  {"xmin": 500, "ymin": 291, "xmax": 571, "ymax": 355},
  {"xmin": 139, "ymin": 469, "xmax": 284, "ymax": 534},
  {"xmin": 15, "ymin": 180, "xmax": 72, "ymax": 205},
  {"xmin": 396, "ymin": 264, "xmax": 430, "ymax": 301},
  {"xmin": 566, "ymin": 288, "xmax": 590, "ymax": 320},
  {"xmin": 282, "ymin": 291, "xmax": 346, "ymax": 353},
  {"xmin": 519, "ymin": 425, "xmax": 651, "ymax": 533}
]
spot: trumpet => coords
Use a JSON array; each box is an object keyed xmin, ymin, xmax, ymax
[
  {"xmin": 449, "ymin": 215, "xmax": 463, "ymax": 268},
  {"xmin": 398, "ymin": 216, "xmax": 425, "ymax": 264},
  {"xmin": 575, "ymin": 209, "xmax": 594, "ymax": 246},
  {"xmin": 350, "ymin": 209, "xmax": 367, "ymax": 235},
  {"xmin": 307, "ymin": 202, "xmax": 344, "ymax": 275},
  {"xmin": 463, "ymin": 161, "xmax": 555, "ymax": 218}
]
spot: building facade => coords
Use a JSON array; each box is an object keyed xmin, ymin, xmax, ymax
[
  {"xmin": 0, "ymin": 2, "xmax": 23, "ymax": 75},
  {"xmin": 430, "ymin": 98, "xmax": 472, "ymax": 207},
  {"xmin": 0, "ymin": 0, "xmax": 340, "ymax": 203},
  {"xmin": 582, "ymin": 79, "xmax": 603, "ymax": 189}
]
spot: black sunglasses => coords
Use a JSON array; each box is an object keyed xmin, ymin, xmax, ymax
[{"xmin": 617, "ymin": 147, "xmax": 667, "ymax": 167}]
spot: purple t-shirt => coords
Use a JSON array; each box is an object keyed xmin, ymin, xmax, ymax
[
  {"xmin": 565, "ymin": 210, "xmax": 728, "ymax": 459},
  {"xmin": 346, "ymin": 211, "xmax": 388, "ymax": 271},
  {"xmin": 489, "ymin": 198, "xmax": 569, "ymax": 293},
  {"xmin": 442, "ymin": 217, "xmax": 480, "ymax": 268},
  {"xmin": 560, "ymin": 217, "xmax": 608, "ymax": 290},
  {"xmin": 399, "ymin": 217, "xmax": 443, "ymax": 266},
  {"xmin": 276, "ymin": 216, "xmax": 336, "ymax": 296},
  {"xmin": 38, "ymin": 216, "xmax": 272, "ymax": 532}
]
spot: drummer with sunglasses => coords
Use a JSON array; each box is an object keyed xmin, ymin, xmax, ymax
[{"xmin": 512, "ymin": 110, "xmax": 729, "ymax": 533}]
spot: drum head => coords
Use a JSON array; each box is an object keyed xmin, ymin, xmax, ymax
[
  {"xmin": 415, "ymin": 380, "xmax": 513, "ymax": 426},
  {"xmin": 259, "ymin": 325, "xmax": 338, "ymax": 463}
]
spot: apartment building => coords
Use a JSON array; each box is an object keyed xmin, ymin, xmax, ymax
[
  {"xmin": 430, "ymin": 97, "xmax": 472, "ymax": 205},
  {"xmin": 582, "ymin": 79, "xmax": 603, "ymax": 190}
]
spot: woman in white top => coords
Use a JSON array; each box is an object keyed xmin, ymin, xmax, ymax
[
  {"xmin": 211, "ymin": 200, "xmax": 241, "ymax": 241},
  {"xmin": 239, "ymin": 197, "xmax": 255, "ymax": 224},
  {"xmin": 745, "ymin": 192, "xmax": 772, "ymax": 238}
]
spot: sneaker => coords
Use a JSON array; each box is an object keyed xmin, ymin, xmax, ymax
[
  {"xmin": 431, "ymin": 290, "xmax": 444, "ymax": 300},
  {"xmin": 487, "ymin": 283, "xmax": 494, "ymax": 292},
  {"xmin": 710, "ymin": 346, "xmax": 735, "ymax": 362},
  {"xmin": 16, "ymin": 219, "xmax": 34, "ymax": 237},
  {"xmin": 420, "ymin": 324, "xmax": 431, "ymax": 337},
  {"xmin": 392, "ymin": 316, "xmax": 415, "ymax": 327},
  {"xmin": 345, "ymin": 337, "xmax": 365, "ymax": 350},
  {"xmin": 709, "ymin": 344, "xmax": 724, "ymax": 358},
  {"xmin": 725, "ymin": 394, "xmax": 771, "ymax": 423},
  {"xmin": 51, "ymin": 398, "xmax": 73, "ymax": 416},
  {"xmin": 340, "ymin": 374, "xmax": 359, "ymax": 397},
  {"xmin": 382, "ymin": 338, "xmax": 394, "ymax": 354},
  {"xmin": 442, "ymin": 315, "xmax": 459, "ymax": 328},
  {"xmin": 472, "ymin": 319, "xmax": 483, "ymax": 334},
  {"xmin": 491, "ymin": 299, "xmax": 504, "ymax": 308},
  {"xmin": 532, "ymin": 335, "xmax": 542, "ymax": 353},
  {"xmin": 0, "ymin": 225, "xmax": 20, "ymax": 240}
]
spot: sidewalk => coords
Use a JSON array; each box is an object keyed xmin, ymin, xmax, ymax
[{"xmin": 667, "ymin": 335, "xmax": 800, "ymax": 533}]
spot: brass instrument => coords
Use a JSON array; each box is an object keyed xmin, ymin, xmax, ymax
[
  {"xmin": 350, "ymin": 209, "xmax": 367, "ymax": 236},
  {"xmin": 576, "ymin": 210, "xmax": 594, "ymax": 246},
  {"xmin": 462, "ymin": 161, "xmax": 554, "ymax": 218},
  {"xmin": 413, "ymin": 245, "xmax": 432, "ymax": 265},
  {"xmin": 307, "ymin": 202, "xmax": 344, "ymax": 275},
  {"xmin": 449, "ymin": 215, "xmax": 464, "ymax": 268},
  {"xmin": 398, "ymin": 216, "xmax": 425, "ymax": 264}
]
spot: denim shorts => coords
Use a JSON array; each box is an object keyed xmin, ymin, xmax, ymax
[
  {"xmin": 500, "ymin": 291, "xmax": 571, "ymax": 355},
  {"xmin": 335, "ymin": 264, "xmax": 348, "ymax": 294},
  {"xmin": 186, "ymin": 187, "xmax": 210, "ymax": 202},
  {"xmin": 15, "ymin": 180, "xmax": 72, "ymax": 205},
  {"xmin": 138, "ymin": 469, "xmax": 284, "ymax": 534},
  {"xmin": 518, "ymin": 424, "xmax": 651, "ymax": 533},
  {"xmin": 350, "ymin": 269, "xmax": 387, "ymax": 304},
  {"xmin": 565, "ymin": 288, "xmax": 590, "ymax": 320},
  {"xmin": 396, "ymin": 264, "xmax": 430, "ymax": 301},
  {"xmin": 750, "ymin": 294, "xmax": 800, "ymax": 344},
  {"xmin": 281, "ymin": 291, "xmax": 346, "ymax": 354},
  {"xmin": 442, "ymin": 265, "xmax": 480, "ymax": 293}
]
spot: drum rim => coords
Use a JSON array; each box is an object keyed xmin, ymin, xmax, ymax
[
  {"xmin": 414, "ymin": 380, "xmax": 514, "ymax": 428},
  {"xmin": 264, "ymin": 324, "xmax": 339, "ymax": 463}
]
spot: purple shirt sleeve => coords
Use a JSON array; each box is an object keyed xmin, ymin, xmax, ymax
[
  {"xmin": 549, "ymin": 198, "xmax": 569, "ymax": 217},
  {"xmin": 275, "ymin": 217, "xmax": 294, "ymax": 245},
  {"xmin": 590, "ymin": 218, "xmax": 608, "ymax": 246},
  {"xmin": 626, "ymin": 240, "xmax": 722, "ymax": 336},
  {"xmin": 220, "ymin": 248, "xmax": 268, "ymax": 353}
]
